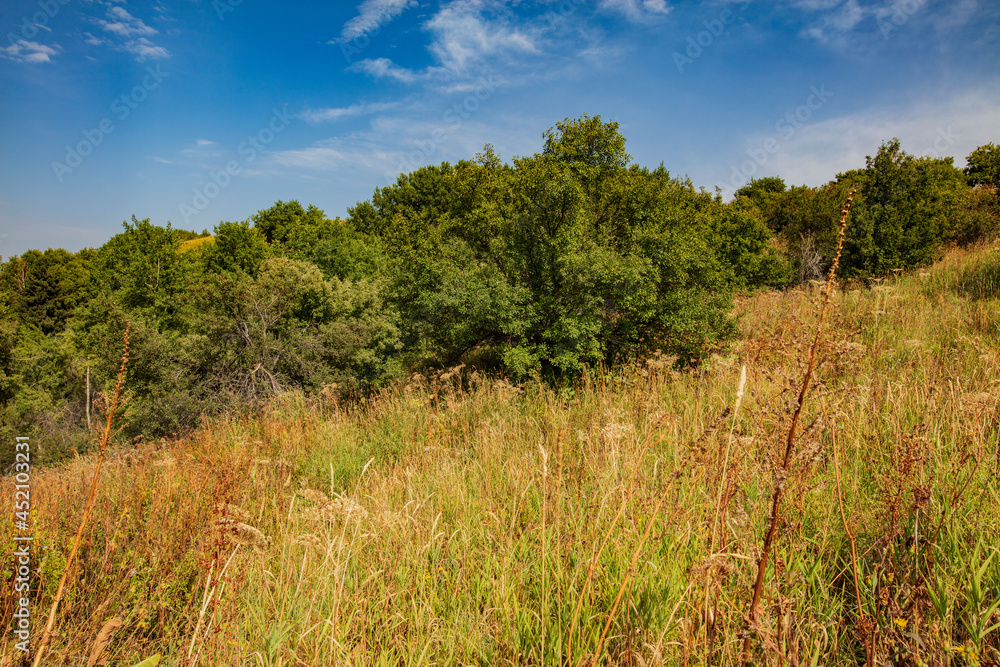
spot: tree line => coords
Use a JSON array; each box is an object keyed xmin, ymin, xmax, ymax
[{"xmin": 1, "ymin": 116, "xmax": 997, "ymax": 466}]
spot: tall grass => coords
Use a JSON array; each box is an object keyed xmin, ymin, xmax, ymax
[{"xmin": 3, "ymin": 242, "xmax": 1000, "ymax": 665}]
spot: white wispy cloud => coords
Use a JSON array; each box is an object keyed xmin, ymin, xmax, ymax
[
  {"xmin": 90, "ymin": 4, "xmax": 171, "ymax": 61},
  {"xmin": 599, "ymin": 0, "xmax": 672, "ymax": 22},
  {"xmin": 301, "ymin": 102, "xmax": 401, "ymax": 123},
  {"xmin": 787, "ymin": 0, "xmax": 983, "ymax": 49},
  {"xmin": 268, "ymin": 112, "xmax": 539, "ymax": 185},
  {"xmin": 425, "ymin": 0, "xmax": 539, "ymax": 75},
  {"xmin": 99, "ymin": 6, "xmax": 158, "ymax": 37},
  {"xmin": 348, "ymin": 57, "xmax": 423, "ymax": 83},
  {"xmin": 123, "ymin": 37, "xmax": 169, "ymax": 60},
  {"xmin": 718, "ymin": 87, "xmax": 1000, "ymax": 193},
  {"xmin": 783, "ymin": 0, "xmax": 844, "ymax": 10},
  {"xmin": 344, "ymin": 0, "xmax": 543, "ymax": 88},
  {"xmin": 336, "ymin": 0, "xmax": 417, "ymax": 42},
  {"xmin": 271, "ymin": 145, "xmax": 351, "ymax": 170},
  {"xmin": 802, "ymin": 0, "xmax": 873, "ymax": 46},
  {"xmin": 270, "ymin": 136, "xmax": 407, "ymax": 174},
  {"xmin": 0, "ymin": 40, "xmax": 59, "ymax": 63},
  {"xmin": 181, "ymin": 139, "xmax": 222, "ymax": 159}
]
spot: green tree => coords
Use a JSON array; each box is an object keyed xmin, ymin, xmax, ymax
[
  {"xmin": 284, "ymin": 216, "xmax": 387, "ymax": 283},
  {"xmin": 735, "ymin": 176, "xmax": 787, "ymax": 209},
  {"xmin": 710, "ymin": 199, "xmax": 791, "ymax": 289},
  {"xmin": 0, "ymin": 249, "xmax": 94, "ymax": 334},
  {"xmin": 204, "ymin": 220, "xmax": 269, "ymax": 276},
  {"xmin": 251, "ymin": 200, "xmax": 326, "ymax": 245},
  {"xmin": 542, "ymin": 114, "xmax": 630, "ymax": 169},
  {"xmin": 758, "ymin": 181, "xmax": 857, "ymax": 282},
  {"xmin": 842, "ymin": 139, "xmax": 967, "ymax": 279},
  {"xmin": 192, "ymin": 257, "xmax": 401, "ymax": 400},
  {"xmin": 95, "ymin": 216, "xmax": 194, "ymax": 325},
  {"xmin": 964, "ymin": 143, "xmax": 1000, "ymax": 189},
  {"xmin": 348, "ymin": 118, "xmax": 740, "ymax": 376}
]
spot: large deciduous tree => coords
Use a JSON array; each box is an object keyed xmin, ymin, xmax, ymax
[{"xmin": 348, "ymin": 115, "xmax": 741, "ymax": 376}]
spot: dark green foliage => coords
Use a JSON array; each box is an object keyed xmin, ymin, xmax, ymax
[
  {"xmin": 0, "ymin": 323, "xmax": 91, "ymax": 467},
  {"xmin": 755, "ymin": 139, "xmax": 974, "ymax": 282},
  {"xmin": 0, "ymin": 248, "xmax": 94, "ymax": 334},
  {"xmin": 204, "ymin": 220, "xmax": 269, "ymax": 276},
  {"xmin": 349, "ymin": 117, "xmax": 742, "ymax": 376},
  {"xmin": 95, "ymin": 216, "xmax": 194, "ymax": 326},
  {"xmin": 707, "ymin": 199, "xmax": 792, "ymax": 289},
  {"xmin": 75, "ymin": 299, "xmax": 206, "ymax": 438},
  {"xmin": 251, "ymin": 200, "xmax": 326, "ymax": 245},
  {"xmin": 759, "ymin": 182, "xmax": 856, "ymax": 282},
  {"xmin": 843, "ymin": 140, "xmax": 968, "ymax": 279},
  {"xmin": 952, "ymin": 186, "xmax": 1000, "ymax": 246},
  {"xmin": 965, "ymin": 143, "xmax": 1000, "ymax": 189},
  {"xmin": 190, "ymin": 257, "xmax": 401, "ymax": 400},
  {"xmin": 735, "ymin": 176, "xmax": 786, "ymax": 208}
]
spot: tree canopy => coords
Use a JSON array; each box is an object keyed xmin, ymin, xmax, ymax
[{"xmin": 1, "ymin": 122, "xmax": 996, "ymax": 467}]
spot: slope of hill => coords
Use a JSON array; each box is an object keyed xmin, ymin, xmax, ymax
[{"xmin": 3, "ymin": 243, "xmax": 999, "ymax": 666}]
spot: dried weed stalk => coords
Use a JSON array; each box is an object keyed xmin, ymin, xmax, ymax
[
  {"xmin": 740, "ymin": 190, "xmax": 854, "ymax": 663},
  {"xmin": 33, "ymin": 324, "xmax": 131, "ymax": 667}
]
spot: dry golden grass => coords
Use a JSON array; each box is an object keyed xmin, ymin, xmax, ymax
[{"xmin": 176, "ymin": 236, "xmax": 215, "ymax": 253}]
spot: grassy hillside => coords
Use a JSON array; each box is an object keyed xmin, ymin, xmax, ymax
[
  {"xmin": 3, "ymin": 243, "xmax": 999, "ymax": 666},
  {"xmin": 176, "ymin": 236, "xmax": 215, "ymax": 253}
]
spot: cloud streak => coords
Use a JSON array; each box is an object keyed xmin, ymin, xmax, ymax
[
  {"xmin": 336, "ymin": 0, "xmax": 416, "ymax": 42},
  {"xmin": 348, "ymin": 57, "xmax": 423, "ymax": 83},
  {"xmin": 98, "ymin": 6, "xmax": 158, "ymax": 38},
  {"xmin": 0, "ymin": 40, "xmax": 59, "ymax": 63},
  {"xmin": 301, "ymin": 102, "xmax": 401, "ymax": 123},
  {"xmin": 88, "ymin": 4, "xmax": 171, "ymax": 61},
  {"xmin": 341, "ymin": 0, "xmax": 549, "ymax": 90},
  {"xmin": 719, "ymin": 87, "xmax": 1000, "ymax": 193},
  {"xmin": 599, "ymin": 0, "xmax": 672, "ymax": 23}
]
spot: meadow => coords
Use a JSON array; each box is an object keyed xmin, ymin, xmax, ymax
[{"xmin": 2, "ymin": 241, "xmax": 999, "ymax": 666}]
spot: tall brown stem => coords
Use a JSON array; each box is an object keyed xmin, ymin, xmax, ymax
[
  {"xmin": 32, "ymin": 325, "xmax": 130, "ymax": 667},
  {"xmin": 740, "ymin": 191, "xmax": 854, "ymax": 663}
]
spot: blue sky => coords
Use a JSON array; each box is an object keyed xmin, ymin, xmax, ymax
[{"xmin": 1, "ymin": 0, "xmax": 998, "ymax": 258}]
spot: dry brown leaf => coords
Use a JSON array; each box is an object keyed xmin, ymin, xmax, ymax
[{"xmin": 86, "ymin": 616, "xmax": 122, "ymax": 667}]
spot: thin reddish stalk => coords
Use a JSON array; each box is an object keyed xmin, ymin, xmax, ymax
[
  {"xmin": 740, "ymin": 191, "xmax": 854, "ymax": 663},
  {"xmin": 32, "ymin": 325, "xmax": 130, "ymax": 667}
]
